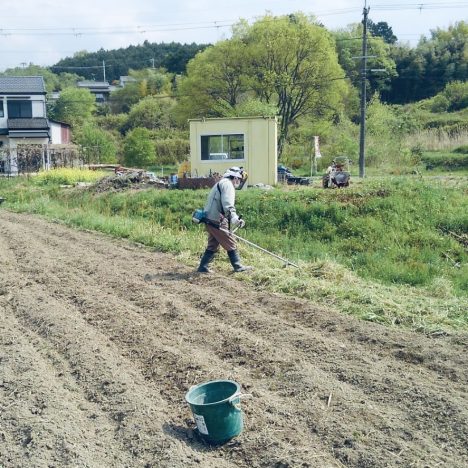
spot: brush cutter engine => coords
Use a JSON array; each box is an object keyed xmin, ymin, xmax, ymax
[{"xmin": 192, "ymin": 209, "xmax": 206, "ymax": 224}]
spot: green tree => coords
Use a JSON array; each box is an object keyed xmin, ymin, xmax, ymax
[
  {"xmin": 109, "ymin": 82, "xmax": 142, "ymax": 114},
  {"xmin": 177, "ymin": 14, "xmax": 348, "ymax": 155},
  {"xmin": 123, "ymin": 127, "xmax": 155, "ymax": 167},
  {"xmin": 213, "ymin": 97, "xmax": 278, "ymax": 118},
  {"xmin": 110, "ymin": 68, "xmax": 175, "ymax": 114},
  {"xmin": 334, "ymin": 24, "xmax": 397, "ymax": 99},
  {"xmin": 95, "ymin": 113, "xmax": 128, "ymax": 134},
  {"xmin": 129, "ymin": 68, "xmax": 174, "ymax": 95},
  {"xmin": 175, "ymin": 38, "xmax": 250, "ymax": 122},
  {"xmin": 49, "ymin": 87, "xmax": 96, "ymax": 128},
  {"xmin": 443, "ymin": 81, "xmax": 468, "ymax": 111},
  {"xmin": 126, "ymin": 95, "xmax": 175, "ymax": 131},
  {"xmin": 368, "ymin": 20, "xmax": 397, "ymax": 44},
  {"xmin": 75, "ymin": 123, "xmax": 117, "ymax": 163},
  {"xmin": 384, "ymin": 21, "xmax": 467, "ymax": 103},
  {"xmin": 241, "ymin": 13, "xmax": 347, "ymax": 154}
]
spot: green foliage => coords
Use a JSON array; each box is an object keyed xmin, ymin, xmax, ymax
[
  {"xmin": 1, "ymin": 176, "xmax": 466, "ymax": 331},
  {"xmin": 420, "ymin": 151, "xmax": 468, "ymax": 170},
  {"xmin": 52, "ymin": 41, "xmax": 209, "ymax": 82},
  {"xmin": 35, "ymin": 168, "xmax": 107, "ymax": 185},
  {"xmin": 321, "ymin": 116, "xmax": 359, "ymax": 163},
  {"xmin": 384, "ymin": 21, "xmax": 467, "ymax": 103},
  {"xmin": 123, "ymin": 127, "xmax": 155, "ymax": 167},
  {"xmin": 176, "ymin": 14, "xmax": 347, "ymax": 153},
  {"xmin": 365, "ymin": 95, "xmax": 413, "ymax": 167},
  {"xmin": 0, "ymin": 64, "xmax": 83, "ymax": 93},
  {"xmin": 241, "ymin": 13, "xmax": 348, "ymax": 154},
  {"xmin": 443, "ymin": 81, "xmax": 468, "ymax": 111},
  {"xmin": 128, "ymin": 68, "xmax": 174, "ymax": 96},
  {"xmin": 49, "ymin": 87, "xmax": 96, "ymax": 128},
  {"xmin": 367, "ymin": 20, "xmax": 397, "ymax": 44},
  {"xmin": 109, "ymin": 68, "xmax": 175, "ymax": 114},
  {"xmin": 95, "ymin": 113, "xmax": 128, "ymax": 134},
  {"xmin": 175, "ymin": 39, "xmax": 251, "ymax": 123},
  {"xmin": 423, "ymin": 81, "xmax": 468, "ymax": 113},
  {"xmin": 125, "ymin": 95, "xmax": 175, "ymax": 131},
  {"xmin": 74, "ymin": 124, "xmax": 118, "ymax": 163},
  {"xmin": 213, "ymin": 98, "xmax": 278, "ymax": 118},
  {"xmin": 150, "ymin": 135, "xmax": 190, "ymax": 165},
  {"xmin": 333, "ymin": 23, "xmax": 397, "ymax": 97},
  {"xmin": 109, "ymin": 82, "xmax": 143, "ymax": 114}
]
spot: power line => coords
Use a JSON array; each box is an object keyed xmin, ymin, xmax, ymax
[{"xmin": 1, "ymin": 4, "xmax": 466, "ymax": 37}]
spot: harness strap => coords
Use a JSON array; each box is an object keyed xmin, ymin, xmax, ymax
[{"xmin": 216, "ymin": 182, "xmax": 225, "ymax": 216}]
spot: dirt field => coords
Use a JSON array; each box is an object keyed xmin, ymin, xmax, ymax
[{"xmin": 0, "ymin": 210, "xmax": 466, "ymax": 468}]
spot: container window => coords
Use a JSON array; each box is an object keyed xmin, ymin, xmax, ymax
[{"xmin": 201, "ymin": 134, "xmax": 244, "ymax": 161}]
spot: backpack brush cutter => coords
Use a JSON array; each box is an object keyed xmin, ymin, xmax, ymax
[{"xmin": 192, "ymin": 209, "xmax": 299, "ymax": 269}]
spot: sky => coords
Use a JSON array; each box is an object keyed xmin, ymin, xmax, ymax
[{"xmin": 1, "ymin": 0, "xmax": 467, "ymax": 72}]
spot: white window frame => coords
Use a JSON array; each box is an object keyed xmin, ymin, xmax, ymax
[{"xmin": 199, "ymin": 133, "xmax": 246, "ymax": 163}]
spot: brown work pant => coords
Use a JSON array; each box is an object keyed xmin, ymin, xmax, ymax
[{"xmin": 206, "ymin": 219, "xmax": 236, "ymax": 252}]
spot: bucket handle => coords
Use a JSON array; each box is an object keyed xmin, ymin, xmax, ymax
[{"xmin": 228, "ymin": 392, "xmax": 253, "ymax": 411}]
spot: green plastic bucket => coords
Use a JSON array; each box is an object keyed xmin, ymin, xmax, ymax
[{"xmin": 185, "ymin": 380, "xmax": 243, "ymax": 444}]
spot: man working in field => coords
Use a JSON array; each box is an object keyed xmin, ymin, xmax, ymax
[{"xmin": 197, "ymin": 167, "xmax": 252, "ymax": 273}]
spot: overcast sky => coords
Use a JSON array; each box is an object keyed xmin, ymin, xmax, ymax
[{"xmin": 1, "ymin": 0, "xmax": 467, "ymax": 72}]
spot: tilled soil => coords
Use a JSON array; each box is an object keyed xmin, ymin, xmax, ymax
[{"xmin": 0, "ymin": 210, "xmax": 466, "ymax": 468}]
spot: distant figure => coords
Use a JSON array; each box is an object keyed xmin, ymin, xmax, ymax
[{"xmin": 197, "ymin": 167, "xmax": 252, "ymax": 273}]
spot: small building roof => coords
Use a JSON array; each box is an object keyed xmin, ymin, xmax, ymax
[
  {"xmin": 0, "ymin": 76, "xmax": 46, "ymax": 94},
  {"xmin": 188, "ymin": 116, "xmax": 277, "ymax": 122},
  {"xmin": 77, "ymin": 81, "xmax": 110, "ymax": 89},
  {"xmin": 8, "ymin": 118, "xmax": 49, "ymax": 130},
  {"xmin": 48, "ymin": 119, "xmax": 71, "ymax": 128}
]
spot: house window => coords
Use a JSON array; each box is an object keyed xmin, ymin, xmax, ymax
[
  {"xmin": 7, "ymin": 100, "xmax": 32, "ymax": 118},
  {"xmin": 201, "ymin": 134, "xmax": 244, "ymax": 161},
  {"xmin": 0, "ymin": 101, "xmax": 4, "ymax": 117}
]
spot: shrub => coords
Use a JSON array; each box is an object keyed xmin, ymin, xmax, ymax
[
  {"xmin": 443, "ymin": 81, "xmax": 468, "ymax": 111},
  {"xmin": 453, "ymin": 145, "xmax": 468, "ymax": 154},
  {"xmin": 123, "ymin": 128, "xmax": 155, "ymax": 167},
  {"xmin": 126, "ymin": 96, "xmax": 175, "ymax": 131},
  {"xmin": 75, "ymin": 124, "xmax": 118, "ymax": 164},
  {"xmin": 153, "ymin": 138, "xmax": 190, "ymax": 165},
  {"xmin": 420, "ymin": 151, "xmax": 468, "ymax": 170}
]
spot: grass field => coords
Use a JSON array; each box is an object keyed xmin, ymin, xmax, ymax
[{"xmin": 0, "ymin": 169, "xmax": 466, "ymax": 332}]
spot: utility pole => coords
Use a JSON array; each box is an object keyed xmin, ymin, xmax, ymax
[
  {"xmin": 359, "ymin": 1, "xmax": 370, "ymax": 178},
  {"xmin": 102, "ymin": 60, "xmax": 106, "ymax": 82}
]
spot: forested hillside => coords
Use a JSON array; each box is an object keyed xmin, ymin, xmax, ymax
[{"xmin": 51, "ymin": 41, "xmax": 209, "ymax": 82}]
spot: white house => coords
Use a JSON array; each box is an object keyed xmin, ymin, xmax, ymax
[
  {"xmin": 0, "ymin": 76, "xmax": 74, "ymax": 175},
  {"xmin": 0, "ymin": 76, "xmax": 51, "ymax": 174}
]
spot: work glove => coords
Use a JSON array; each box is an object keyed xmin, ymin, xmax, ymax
[{"xmin": 230, "ymin": 214, "xmax": 245, "ymax": 229}]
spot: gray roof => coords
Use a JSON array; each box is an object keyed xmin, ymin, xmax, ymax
[
  {"xmin": 8, "ymin": 118, "xmax": 49, "ymax": 130},
  {"xmin": 77, "ymin": 81, "xmax": 110, "ymax": 89},
  {"xmin": 0, "ymin": 76, "xmax": 46, "ymax": 94}
]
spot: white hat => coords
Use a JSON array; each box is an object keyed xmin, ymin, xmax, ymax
[{"xmin": 223, "ymin": 167, "xmax": 244, "ymax": 179}]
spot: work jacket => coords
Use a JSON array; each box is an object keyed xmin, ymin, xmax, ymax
[{"xmin": 204, "ymin": 177, "xmax": 237, "ymax": 224}]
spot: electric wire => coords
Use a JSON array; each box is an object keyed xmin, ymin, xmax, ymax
[{"xmin": 0, "ymin": 3, "xmax": 466, "ymax": 37}]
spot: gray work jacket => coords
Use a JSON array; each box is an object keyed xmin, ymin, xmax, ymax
[{"xmin": 204, "ymin": 177, "xmax": 237, "ymax": 224}]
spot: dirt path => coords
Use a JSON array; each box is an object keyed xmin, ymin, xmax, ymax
[{"xmin": 0, "ymin": 210, "xmax": 466, "ymax": 468}]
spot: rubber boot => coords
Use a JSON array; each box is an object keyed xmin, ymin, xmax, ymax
[
  {"xmin": 197, "ymin": 249, "xmax": 216, "ymax": 273},
  {"xmin": 228, "ymin": 250, "xmax": 252, "ymax": 273}
]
